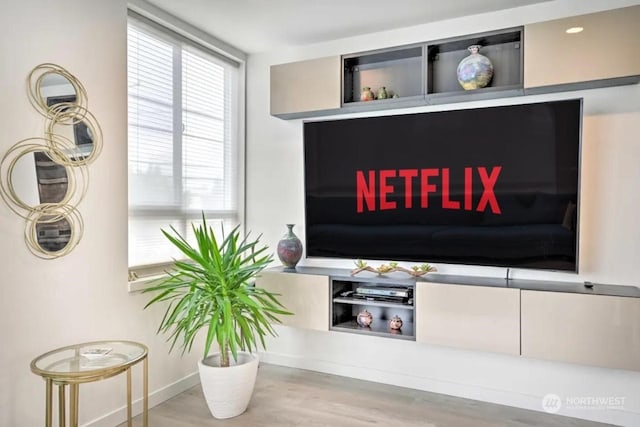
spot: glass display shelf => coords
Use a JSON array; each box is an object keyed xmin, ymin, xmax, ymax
[
  {"xmin": 332, "ymin": 319, "xmax": 415, "ymax": 341},
  {"xmin": 333, "ymin": 296, "xmax": 414, "ymax": 310}
]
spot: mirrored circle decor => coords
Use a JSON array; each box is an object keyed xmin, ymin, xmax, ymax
[
  {"xmin": 0, "ymin": 63, "xmax": 101, "ymax": 259},
  {"xmin": 45, "ymin": 104, "xmax": 103, "ymax": 165},
  {"xmin": 27, "ymin": 63, "xmax": 88, "ymax": 119},
  {"xmin": 25, "ymin": 205, "xmax": 84, "ymax": 259},
  {"xmin": 0, "ymin": 137, "xmax": 88, "ymax": 221}
]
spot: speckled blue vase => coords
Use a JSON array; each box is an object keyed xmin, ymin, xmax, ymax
[
  {"xmin": 457, "ymin": 45, "xmax": 494, "ymax": 90},
  {"xmin": 277, "ymin": 224, "xmax": 303, "ymax": 269}
]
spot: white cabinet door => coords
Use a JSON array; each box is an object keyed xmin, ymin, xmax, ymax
[
  {"xmin": 416, "ymin": 282, "xmax": 520, "ymax": 355},
  {"xmin": 521, "ymin": 290, "xmax": 640, "ymax": 371},
  {"xmin": 270, "ymin": 56, "xmax": 341, "ymax": 117},
  {"xmin": 524, "ymin": 5, "xmax": 640, "ymax": 89},
  {"xmin": 256, "ymin": 271, "xmax": 330, "ymax": 332}
]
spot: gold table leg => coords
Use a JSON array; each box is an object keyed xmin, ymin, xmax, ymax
[
  {"xmin": 45, "ymin": 379, "xmax": 52, "ymax": 427},
  {"xmin": 126, "ymin": 367, "xmax": 132, "ymax": 427},
  {"xmin": 70, "ymin": 384, "xmax": 79, "ymax": 427},
  {"xmin": 143, "ymin": 356, "xmax": 148, "ymax": 427},
  {"xmin": 58, "ymin": 384, "xmax": 66, "ymax": 427}
]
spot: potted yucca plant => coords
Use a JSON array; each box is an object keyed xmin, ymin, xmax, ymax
[{"xmin": 143, "ymin": 215, "xmax": 291, "ymax": 419}]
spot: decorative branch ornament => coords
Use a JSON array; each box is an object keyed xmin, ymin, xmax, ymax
[{"xmin": 351, "ymin": 259, "xmax": 437, "ymax": 277}]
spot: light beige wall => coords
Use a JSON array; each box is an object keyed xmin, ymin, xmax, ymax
[{"xmin": 0, "ymin": 1, "xmax": 203, "ymax": 426}]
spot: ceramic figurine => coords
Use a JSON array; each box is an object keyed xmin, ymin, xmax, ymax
[
  {"xmin": 389, "ymin": 315, "xmax": 403, "ymax": 330},
  {"xmin": 357, "ymin": 309, "xmax": 373, "ymax": 327},
  {"xmin": 376, "ymin": 86, "xmax": 388, "ymax": 100},
  {"xmin": 361, "ymin": 87, "xmax": 375, "ymax": 101}
]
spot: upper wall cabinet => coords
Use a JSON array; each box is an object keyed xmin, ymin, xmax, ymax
[
  {"xmin": 269, "ymin": 6, "xmax": 640, "ymax": 119},
  {"xmin": 270, "ymin": 56, "xmax": 341, "ymax": 119},
  {"xmin": 524, "ymin": 5, "xmax": 640, "ymax": 92}
]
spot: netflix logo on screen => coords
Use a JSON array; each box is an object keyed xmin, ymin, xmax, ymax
[{"xmin": 356, "ymin": 166, "xmax": 502, "ymax": 214}]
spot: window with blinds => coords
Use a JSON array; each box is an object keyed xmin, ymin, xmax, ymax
[{"xmin": 127, "ymin": 16, "xmax": 240, "ymax": 270}]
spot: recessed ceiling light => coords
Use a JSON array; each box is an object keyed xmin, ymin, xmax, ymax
[{"xmin": 566, "ymin": 27, "xmax": 584, "ymax": 34}]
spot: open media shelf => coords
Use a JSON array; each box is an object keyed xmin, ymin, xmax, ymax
[{"xmin": 331, "ymin": 277, "xmax": 415, "ymax": 341}]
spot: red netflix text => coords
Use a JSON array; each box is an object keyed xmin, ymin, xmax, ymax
[{"xmin": 356, "ymin": 166, "xmax": 502, "ymax": 214}]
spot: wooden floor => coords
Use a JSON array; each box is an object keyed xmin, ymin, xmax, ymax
[{"xmin": 121, "ymin": 363, "xmax": 612, "ymax": 427}]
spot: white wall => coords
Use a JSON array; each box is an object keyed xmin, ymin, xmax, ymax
[
  {"xmin": 0, "ymin": 1, "xmax": 204, "ymax": 426},
  {"xmin": 246, "ymin": 0, "xmax": 640, "ymax": 425}
]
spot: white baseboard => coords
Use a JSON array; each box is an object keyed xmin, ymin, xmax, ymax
[
  {"xmin": 83, "ymin": 371, "xmax": 200, "ymax": 427},
  {"xmin": 258, "ymin": 351, "xmax": 638, "ymax": 427}
]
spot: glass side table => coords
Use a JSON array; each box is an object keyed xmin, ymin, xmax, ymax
[{"xmin": 30, "ymin": 340, "xmax": 148, "ymax": 427}]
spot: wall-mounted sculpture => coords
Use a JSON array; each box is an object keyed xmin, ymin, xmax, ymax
[{"xmin": 0, "ymin": 63, "xmax": 102, "ymax": 259}]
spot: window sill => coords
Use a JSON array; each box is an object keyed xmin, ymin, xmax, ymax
[{"xmin": 128, "ymin": 273, "xmax": 168, "ymax": 293}]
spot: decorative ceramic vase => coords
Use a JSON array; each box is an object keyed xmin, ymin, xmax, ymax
[
  {"xmin": 389, "ymin": 315, "xmax": 403, "ymax": 330},
  {"xmin": 357, "ymin": 309, "xmax": 373, "ymax": 327},
  {"xmin": 361, "ymin": 86, "xmax": 375, "ymax": 101},
  {"xmin": 376, "ymin": 86, "xmax": 388, "ymax": 100},
  {"xmin": 277, "ymin": 224, "xmax": 303, "ymax": 269},
  {"xmin": 456, "ymin": 45, "xmax": 494, "ymax": 90}
]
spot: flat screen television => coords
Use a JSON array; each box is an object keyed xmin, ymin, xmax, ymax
[{"xmin": 303, "ymin": 99, "xmax": 582, "ymax": 272}]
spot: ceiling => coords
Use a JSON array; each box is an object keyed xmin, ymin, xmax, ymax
[{"xmin": 145, "ymin": 0, "xmax": 552, "ymax": 53}]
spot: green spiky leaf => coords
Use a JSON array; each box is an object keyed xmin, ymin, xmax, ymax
[{"xmin": 143, "ymin": 213, "xmax": 292, "ymax": 367}]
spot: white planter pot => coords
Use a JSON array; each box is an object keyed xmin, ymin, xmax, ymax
[{"xmin": 198, "ymin": 352, "xmax": 259, "ymax": 419}]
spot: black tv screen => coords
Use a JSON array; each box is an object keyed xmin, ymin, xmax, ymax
[{"xmin": 304, "ymin": 99, "xmax": 582, "ymax": 272}]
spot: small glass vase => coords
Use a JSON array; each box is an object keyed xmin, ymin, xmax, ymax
[{"xmin": 277, "ymin": 224, "xmax": 303, "ymax": 269}]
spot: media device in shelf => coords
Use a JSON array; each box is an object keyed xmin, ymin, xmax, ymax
[
  {"xmin": 331, "ymin": 278, "xmax": 415, "ymax": 341},
  {"xmin": 355, "ymin": 285, "xmax": 411, "ymax": 298}
]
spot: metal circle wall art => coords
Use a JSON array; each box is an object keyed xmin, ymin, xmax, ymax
[{"xmin": 0, "ymin": 63, "xmax": 102, "ymax": 259}]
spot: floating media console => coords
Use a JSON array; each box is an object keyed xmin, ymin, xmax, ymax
[{"xmin": 256, "ymin": 267, "xmax": 640, "ymax": 371}]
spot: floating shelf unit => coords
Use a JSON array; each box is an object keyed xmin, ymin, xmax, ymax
[
  {"xmin": 271, "ymin": 5, "xmax": 640, "ymax": 119},
  {"xmin": 330, "ymin": 276, "xmax": 416, "ymax": 341}
]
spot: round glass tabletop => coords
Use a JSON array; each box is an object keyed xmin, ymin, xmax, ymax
[{"xmin": 31, "ymin": 340, "xmax": 147, "ymax": 379}]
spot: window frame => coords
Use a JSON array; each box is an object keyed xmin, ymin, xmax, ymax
[{"xmin": 127, "ymin": 10, "xmax": 246, "ymax": 280}]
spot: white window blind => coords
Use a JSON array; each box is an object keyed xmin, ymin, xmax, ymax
[{"xmin": 128, "ymin": 16, "xmax": 240, "ymax": 270}]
